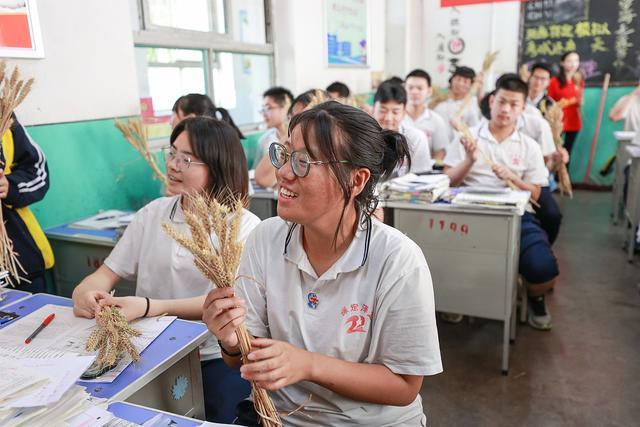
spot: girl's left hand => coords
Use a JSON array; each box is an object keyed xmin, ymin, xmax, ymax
[
  {"xmin": 240, "ymin": 338, "xmax": 312, "ymax": 390},
  {"xmin": 99, "ymin": 296, "xmax": 147, "ymax": 321}
]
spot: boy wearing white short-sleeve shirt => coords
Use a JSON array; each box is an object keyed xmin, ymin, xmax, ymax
[{"xmin": 444, "ymin": 75, "xmax": 559, "ymax": 331}]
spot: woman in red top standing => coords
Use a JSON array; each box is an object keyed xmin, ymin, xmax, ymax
[{"xmin": 548, "ymin": 51, "xmax": 584, "ymax": 158}]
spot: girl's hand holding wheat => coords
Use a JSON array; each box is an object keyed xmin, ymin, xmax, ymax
[
  {"xmin": 99, "ymin": 295, "xmax": 147, "ymax": 322},
  {"xmin": 72, "ymin": 289, "xmax": 110, "ymax": 319},
  {"xmin": 202, "ymin": 287, "xmax": 247, "ymax": 349},
  {"xmin": 240, "ymin": 338, "xmax": 312, "ymax": 391}
]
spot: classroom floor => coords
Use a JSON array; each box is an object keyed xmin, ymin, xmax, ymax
[{"xmin": 421, "ymin": 190, "xmax": 640, "ymax": 427}]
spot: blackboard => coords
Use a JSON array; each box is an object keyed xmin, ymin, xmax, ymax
[{"xmin": 518, "ymin": 0, "xmax": 640, "ymax": 86}]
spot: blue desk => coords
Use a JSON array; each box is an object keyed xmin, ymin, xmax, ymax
[
  {"xmin": 108, "ymin": 402, "xmax": 203, "ymax": 426},
  {"xmin": 1, "ymin": 293, "xmax": 208, "ymax": 418},
  {"xmin": 0, "ymin": 289, "xmax": 31, "ymax": 309},
  {"xmin": 45, "ymin": 221, "xmax": 136, "ymax": 297}
]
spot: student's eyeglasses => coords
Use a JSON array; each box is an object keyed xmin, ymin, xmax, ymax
[
  {"xmin": 162, "ymin": 146, "xmax": 207, "ymax": 171},
  {"xmin": 259, "ymin": 105, "xmax": 281, "ymax": 115},
  {"xmin": 269, "ymin": 142, "xmax": 349, "ymax": 178}
]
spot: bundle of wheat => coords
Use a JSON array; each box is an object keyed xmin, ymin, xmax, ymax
[
  {"xmin": 541, "ymin": 103, "xmax": 573, "ymax": 197},
  {"xmin": 0, "ymin": 60, "xmax": 34, "ymax": 284},
  {"xmin": 163, "ymin": 194, "xmax": 282, "ymax": 426},
  {"xmin": 428, "ymin": 86, "xmax": 450, "ymax": 109},
  {"xmin": 114, "ymin": 118, "xmax": 168, "ymax": 186},
  {"xmin": 453, "ymin": 50, "xmax": 499, "ymax": 120},
  {"xmin": 85, "ymin": 306, "xmax": 141, "ymax": 367}
]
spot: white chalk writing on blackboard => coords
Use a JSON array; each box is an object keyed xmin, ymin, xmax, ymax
[{"xmin": 614, "ymin": 0, "xmax": 636, "ymax": 69}]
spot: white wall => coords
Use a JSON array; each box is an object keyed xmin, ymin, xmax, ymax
[
  {"xmin": 422, "ymin": 0, "xmax": 520, "ymax": 89},
  {"xmin": 272, "ymin": 0, "xmax": 386, "ymax": 95},
  {"xmin": 12, "ymin": 0, "xmax": 139, "ymax": 126}
]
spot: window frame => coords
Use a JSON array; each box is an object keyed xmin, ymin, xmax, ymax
[{"xmin": 133, "ymin": 0, "xmax": 276, "ymax": 132}]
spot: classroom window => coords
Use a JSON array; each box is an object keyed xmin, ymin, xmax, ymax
[
  {"xmin": 144, "ymin": 0, "xmax": 226, "ymax": 33},
  {"xmin": 134, "ymin": 47, "xmax": 207, "ymax": 141},
  {"xmin": 211, "ymin": 52, "xmax": 273, "ymax": 126},
  {"xmin": 229, "ymin": 0, "xmax": 267, "ymax": 44}
]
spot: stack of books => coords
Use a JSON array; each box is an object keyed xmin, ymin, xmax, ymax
[{"xmin": 380, "ymin": 173, "xmax": 450, "ymax": 203}]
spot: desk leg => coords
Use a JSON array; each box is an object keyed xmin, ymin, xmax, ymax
[
  {"xmin": 510, "ymin": 300, "xmax": 517, "ymax": 344},
  {"xmin": 628, "ymin": 221, "xmax": 636, "ymax": 263},
  {"xmin": 501, "ymin": 318, "xmax": 510, "ymax": 376}
]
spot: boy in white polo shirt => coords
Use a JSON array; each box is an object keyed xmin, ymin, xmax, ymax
[
  {"xmin": 203, "ymin": 101, "xmax": 442, "ymax": 426},
  {"xmin": 434, "ymin": 66, "xmax": 482, "ymax": 141},
  {"xmin": 373, "ymin": 81, "xmax": 433, "ymax": 174},
  {"xmin": 444, "ymin": 75, "xmax": 559, "ymax": 331},
  {"xmin": 403, "ymin": 69, "xmax": 451, "ymax": 160}
]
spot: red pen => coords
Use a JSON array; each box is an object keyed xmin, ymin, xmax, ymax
[{"xmin": 25, "ymin": 313, "xmax": 55, "ymax": 344}]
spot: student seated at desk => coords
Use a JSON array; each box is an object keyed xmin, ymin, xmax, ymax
[
  {"xmin": 444, "ymin": 75, "xmax": 559, "ymax": 331},
  {"xmin": 434, "ymin": 66, "xmax": 483, "ymax": 141},
  {"xmin": 525, "ymin": 62, "xmax": 557, "ymax": 117},
  {"xmin": 72, "ymin": 117, "xmax": 261, "ymax": 423},
  {"xmin": 254, "ymin": 89, "xmax": 329, "ymax": 188},
  {"xmin": 609, "ymin": 81, "xmax": 640, "ymax": 132},
  {"xmin": 373, "ymin": 82, "xmax": 433, "ymax": 174},
  {"xmin": 480, "ymin": 74, "xmax": 566, "ymax": 245},
  {"xmin": 326, "ymin": 81, "xmax": 350, "ymax": 99},
  {"xmin": 203, "ymin": 101, "xmax": 442, "ymax": 426},
  {"xmin": 171, "ymin": 93, "xmax": 245, "ymax": 139},
  {"xmin": 403, "ymin": 69, "xmax": 450, "ymax": 161},
  {"xmin": 252, "ymin": 87, "xmax": 295, "ymax": 171}
]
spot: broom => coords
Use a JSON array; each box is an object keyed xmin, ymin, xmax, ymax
[
  {"xmin": 540, "ymin": 103, "xmax": 573, "ymax": 197},
  {"xmin": 0, "ymin": 60, "xmax": 34, "ymax": 284},
  {"xmin": 114, "ymin": 117, "xmax": 168, "ymax": 186},
  {"xmin": 163, "ymin": 194, "xmax": 282, "ymax": 426}
]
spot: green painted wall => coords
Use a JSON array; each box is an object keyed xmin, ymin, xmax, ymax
[
  {"xmin": 25, "ymin": 118, "xmax": 265, "ymax": 229},
  {"xmin": 568, "ymin": 86, "xmax": 634, "ymax": 186}
]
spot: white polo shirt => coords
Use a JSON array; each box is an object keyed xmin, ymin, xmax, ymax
[
  {"xmin": 434, "ymin": 96, "xmax": 481, "ymax": 141},
  {"xmin": 399, "ymin": 123, "xmax": 433, "ymax": 174},
  {"xmin": 236, "ymin": 216, "xmax": 442, "ymax": 427},
  {"xmin": 252, "ymin": 127, "xmax": 279, "ymax": 170},
  {"xmin": 402, "ymin": 108, "xmax": 451, "ymax": 152},
  {"xmin": 613, "ymin": 94, "xmax": 640, "ymax": 132},
  {"xmin": 105, "ymin": 196, "xmax": 261, "ymax": 360},
  {"xmin": 444, "ymin": 121, "xmax": 549, "ymax": 190},
  {"xmin": 518, "ymin": 114, "xmax": 556, "ymax": 157}
]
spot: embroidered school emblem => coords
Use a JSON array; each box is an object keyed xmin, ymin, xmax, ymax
[{"xmin": 307, "ymin": 292, "xmax": 319, "ymax": 309}]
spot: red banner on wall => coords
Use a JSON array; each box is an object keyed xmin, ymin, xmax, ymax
[{"xmin": 441, "ymin": 0, "xmax": 525, "ymax": 7}]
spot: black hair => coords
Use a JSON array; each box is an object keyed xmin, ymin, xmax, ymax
[
  {"xmin": 382, "ymin": 76, "xmax": 404, "ymax": 86},
  {"xmin": 326, "ymin": 81, "xmax": 351, "ymax": 98},
  {"xmin": 558, "ymin": 51, "xmax": 580, "ymax": 87},
  {"xmin": 448, "ymin": 66, "xmax": 476, "ymax": 84},
  {"xmin": 529, "ymin": 62, "xmax": 554, "ymax": 78},
  {"xmin": 263, "ymin": 86, "xmax": 295, "ymax": 108},
  {"xmin": 170, "ymin": 116, "xmax": 249, "ymax": 206},
  {"xmin": 374, "ymin": 82, "xmax": 408, "ymax": 105},
  {"xmin": 480, "ymin": 91, "xmax": 493, "ymax": 120},
  {"xmin": 494, "ymin": 74, "xmax": 529, "ymax": 101},
  {"xmin": 288, "ymin": 101, "xmax": 410, "ymax": 243},
  {"xmin": 288, "ymin": 89, "xmax": 329, "ymax": 116},
  {"xmin": 405, "ymin": 69, "xmax": 432, "ymax": 87},
  {"xmin": 172, "ymin": 93, "xmax": 245, "ymax": 139}
]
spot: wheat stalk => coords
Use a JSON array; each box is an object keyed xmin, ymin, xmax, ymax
[
  {"xmin": 454, "ymin": 122, "xmax": 541, "ymax": 208},
  {"xmin": 114, "ymin": 117, "xmax": 168, "ymax": 186},
  {"xmin": 163, "ymin": 194, "xmax": 282, "ymax": 426},
  {"xmin": 0, "ymin": 60, "xmax": 34, "ymax": 284},
  {"xmin": 540, "ymin": 103, "xmax": 573, "ymax": 198},
  {"xmin": 428, "ymin": 86, "xmax": 450, "ymax": 109},
  {"xmin": 453, "ymin": 50, "xmax": 499, "ymax": 121},
  {"xmin": 85, "ymin": 306, "xmax": 141, "ymax": 367}
]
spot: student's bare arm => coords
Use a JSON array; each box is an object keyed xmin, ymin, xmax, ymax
[
  {"xmin": 609, "ymin": 85, "xmax": 640, "ymax": 122},
  {"xmin": 255, "ymin": 154, "xmax": 277, "ymax": 188}
]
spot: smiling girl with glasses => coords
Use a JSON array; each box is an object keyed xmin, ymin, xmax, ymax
[
  {"xmin": 72, "ymin": 117, "xmax": 261, "ymax": 423},
  {"xmin": 203, "ymin": 101, "xmax": 442, "ymax": 426}
]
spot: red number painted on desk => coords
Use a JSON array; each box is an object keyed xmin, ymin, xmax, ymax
[{"xmin": 428, "ymin": 218, "xmax": 469, "ymax": 235}]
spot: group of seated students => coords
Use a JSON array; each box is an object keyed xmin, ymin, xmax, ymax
[{"xmin": 69, "ymin": 62, "xmax": 572, "ymax": 425}]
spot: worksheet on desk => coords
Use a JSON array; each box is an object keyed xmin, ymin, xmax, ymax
[{"xmin": 0, "ymin": 305, "xmax": 176, "ymax": 383}]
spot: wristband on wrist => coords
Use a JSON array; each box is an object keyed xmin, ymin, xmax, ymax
[
  {"xmin": 142, "ymin": 297, "xmax": 150, "ymax": 318},
  {"xmin": 218, "ymin": 340, "xmax": 242, "ymax": 357}
]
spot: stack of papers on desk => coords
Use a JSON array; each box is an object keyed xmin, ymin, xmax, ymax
[
  {"xmin": 70, "ymin": 210, "xmax": 128, "ymax": 230},
  {"xmin": 0, "ymin": 305, "xmax": 175, "ymax": 383},
  {"xmin": 380, "ymin": 173, "xmax": 450, "ymax": 203},
  {"xmin": 452, "ymin": 190, "xmax": 531, "ymax": 215}
]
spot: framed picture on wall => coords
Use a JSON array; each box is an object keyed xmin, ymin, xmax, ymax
[
  {"xmin": 326, "ymin": 0, "xmax": 368, "ymax": 67},
  {"xmin": 0, "ymin": 0, "xmax": 45, "ymax": 58}
]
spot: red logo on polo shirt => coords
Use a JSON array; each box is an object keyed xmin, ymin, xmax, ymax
[
  {"xmin": 340, "ymin": 303, "xmax": 372, "ymax": 334},
  {"xmin": 512, "ymin": 155, "xmax": 521, "ymax": 166}
]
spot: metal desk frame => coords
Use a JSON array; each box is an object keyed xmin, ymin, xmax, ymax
[
  {"xmin": 612, "ymin": 132, "xmax": 637, "ymax": 225},
  {"xmin": 624, "ymin": 145, "xmax": 640, "ymax": 262},
  {"xmin": 385, "ymin": 202, "xmax": 521, "ymax": 375}
]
